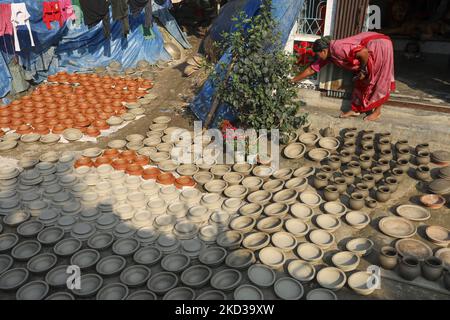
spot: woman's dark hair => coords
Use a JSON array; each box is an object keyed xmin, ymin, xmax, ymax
[{"xmin": 313, "ymin": 36, "xmax": 332, "ymax": 52}]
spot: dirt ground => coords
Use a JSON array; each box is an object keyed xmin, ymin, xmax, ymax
[{"xmin": 1, "ymin": 33, "xmax": 450, "ymax": 300}]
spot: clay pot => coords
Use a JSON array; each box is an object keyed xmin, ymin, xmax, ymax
[
  {"xmin": 398, "ymin": 256, "xmax": 421, "ymax": 281},
  {"xmin": 415, "ymin": 143, "xmax": 429, "ymax": 154},
  {"xmin": 119, "ymin": 150, "xmax": 136, "ymax": 162},
  {"xmin": 0, "ymin": 117, "xmax": 11, "ymax": 125},
  {"xmin": 339, "ymin": 151, "xmax": 352, "ymax": 164},
  {"xmin": 371, "ymin": 167, "xmax": 384, "ymax": 182},
  {"xmin": 384, "ymin": 177, "xmax": 399, "ymax": 193},
  {"xmin": 34, "ymin": 125, "xmax": 50, "ymax": 135},
  {"xmin": 342, "ymin": 170, "xmax": 355, "ymax": 185},
  {"xmin": 323, "ymin": 185, "xmax": 340, "ymax": 202},
  {"xmin": 377, "ymin": 159, "xmax": 390, "ymax": 173},
  {"xmin": 361, "ymin": 174, "xmax": 375, "ymax": 189},
  {"xmin": 379, "ymin": 150, "xmax": 393, "ymax": 162},
  {"xmin": 175, "ymin": 176, "xmax": 196, "ymax": 189},
  {"xmin": 444, "ymin": 269, "xmax": 450, "ymax": 291},
  {"xmin": 320, "ymin": 166, "xmax": 334, "ymax": 179},
  {"xmin": 142, "ymin": 168, "xmax": 161, "ymax": 180},
  {"xmin": 134, "ymin": 155, "xmax": 149, "ymax": 166},
  {"xmin": 375, "ymin": 186, "xmax": 391, "ymax": 203},
  {"xmin": 157, "ymin": 173, "xmax": 175, "ymax": 185},
  {"xmin": 362, "ymin": 145, "xmax": 375, "ymax": 158},
  {"xmin": 359, "ymin": 154, "xmax": 372, "ymax": 170},
  {"xmin": 86, "ymin": 127, "xmax": 100, "ymax": 137},
  {"xmin": 313, "ymin": 173, "xmax": 328, "ymax": 190},
  {"xmin": 334, "ymin": 177, "xmax": 347, "ymax": 194},
  {"xmin": 74, "ymin": 157, "xmax": 93, "ymax": 168},
  {"xmin": 94, "ymin": 156, "xmax": 112, "ymax": 167},
  {"xmin": 395, "ymin": 159, "xmax": 410, "ymax": 172},
  {"xmin": 379, "ymin": 246, "xmax": 398, "ymax": 270},
  {"xmin": 361, "ymin": 130, "xmax": 375, "ymax": 139},
  {"xmin": 366, "ymin": 198, "xmax": 378, "ymax": 208},
  {"xmin": 355, "ymin": 183, "xmax": 370, "ymax": 198},
  {"xmin": 347, "ymin": 161, "xmax": 362, "ymax": 176},
  {"xmin": 391, "ymin": 168, "xmax": 406, "ymax": 182},
  {"xmin": 377, "ymin": 138, "xmax": 391, "ymax": 152},
  {"xmin": 16, "ymin": 124, "xmax": 33, "ymax": 134},
  {"xmin": 361, "ymin": 136, "xmax": 374, "ymax": 148},
  {"xmin": 395, "ymin": 140, "xmax": 409, "ymax": 151},
  {"xmin": 421, "ymin": 257, "xmax": 444, "ymax": 281},
  {"xmin": 327, "ymin": 156, "xmax": 341, "ymax": 171},
  {"xmin": 342, "ymin": 142, "xmax": 356, "ymax": 154},
  {"xmin": 126, "ymin": 164, "xmax": 144, "ymax": 176},
  {"xmin": 416, "ymin": 151, "xmax": 431, "ymax": 165},
  {"xmin": 397, "ymin": 147, "xmax": 411, "ymax": 161},
  {"xmin": 112, "ymin": 159, "xmax": 128, "ymax": 171},
  {"xmin": 52, "ymin": 124, "xmax": 66, "ymax": 134},
  {"xmin": 349, "ymin": 193, "xmax": 365, "ymax": 210}
]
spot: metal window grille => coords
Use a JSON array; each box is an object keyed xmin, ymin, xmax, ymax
[{"xmin": 296, "ymin": 0, "xmax": 328, "ymax": 36}]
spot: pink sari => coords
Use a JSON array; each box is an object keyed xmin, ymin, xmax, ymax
[{"xmin": 311, "ymin": 32, "xmax": 396, "ymax": 113}]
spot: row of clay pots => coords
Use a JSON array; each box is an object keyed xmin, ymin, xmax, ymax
[{"xmin": 379, "ymin": 246, "xmax": 450, "ymax": 287}]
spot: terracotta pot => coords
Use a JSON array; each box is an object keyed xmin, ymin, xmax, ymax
[
  {"xmin": 142, "ymin": 167, "xmax": 161, "ymax": 180},
  {"xmin": 97, "ymin": 113, "xmax": 110, "ymax": 121},
  {"xmin": 45, "ymin": 111, "xmax": 57, "ymax": 119},
  {"xmin": 0, "ymin": 117, "xmax": 11, "ymax": 125},
  {"xmin": 16, "ymin": 124, "xmax": 33, "ymax": 134},
  {"xmin": 94, "ymin": 156, "xmax": 112, "ymax": 167},
  {"xmin": 22, "ymin": 106, "xmax": 35, "ymax": 114},
  {"xmin": 47, "ymin": 118, "xmax": 60, "ymax": 127},
  {"xmin": 34, "ymin": 124, "xmax": 50, "ymax": 135},
  {"xmin": 35, "ymin": 108, "xmax": 47, "ymax": 115},
  {"xmin": 379, "ymin": 246, "xmax": 398, "ymax": 270},
  {"xmin": 93, "ymin": 120, "xmax": 110, "ymax": 130},
  {"xmin": 126, "ymin": 164, "xmax": 144, "ymax": 176},
  {"xmin": 63, "ymin": 119, "xmax": 75, "ymax": 126},
  {"xmin": 103, "ymin": 149, "xmax": 120, "ymax": 159},
  {"xmin": 0, "ymin": 109, "xmax": 10, "ymax": 117},
  {"xmin": 112, "ymin": 159, "xmax": 129, "ymax": 171},
  {"xmin": 74, "ymin": 157, "xmax": 93, "ymax": 168},
  {"xmin": 398, "ymin": 256, "xmax": 421, "ymax": 281},
  {"xmin": 84, "ymin": 127, "xmax": 99, "ymax": 137},
  {"xmin": 157, "ymin": 172, "xmax": 175, "ymax": 185},
  {"xmin": 422, "ymin": 257, "xmax": 444, "ymax": 281},
  {"xmin": 119, "ymin": 150, "xmax": 136, "ymax": 162},
  {"xmin": 134, "ymin": 155, "xmax": 149, "ymax": 166},
  {"xmin": 175, "ymin": 176, "xmax": 196, "ymax": 189},
  {"xmin": 11, "ymin": 111, "xmax": 23, "ymax": 119},
  {"xmin": 52, "ymin": 124, "xmax": 66, "ymax": 134}
]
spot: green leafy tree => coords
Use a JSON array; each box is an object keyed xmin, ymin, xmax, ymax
[{"xmin": 212, "ymin": 0, "xmax": 307, "ymax": 135}]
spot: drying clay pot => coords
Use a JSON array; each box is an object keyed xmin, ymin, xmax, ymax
[
  {"xmin": 378, "ymin": 246, "xmax": 398, "ymax": 270},
  {"xmin": 349, "ymin": 193, "xmax": 365, "ymax": 210},
  {"xmin": 398, "ymin": 256, "xmax": 421, "ymax": 281},
  {"xmin": 316, "ymin": 267, "xmax": 347, "ymax": 291},
  {"xmin": 421, "ymin": 257, "xmax": 444, "ymax": 281}
]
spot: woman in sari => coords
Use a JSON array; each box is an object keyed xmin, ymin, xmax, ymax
[{"xmin": 292, "ymin": 32, "xmax": 396, "ymax": 121}]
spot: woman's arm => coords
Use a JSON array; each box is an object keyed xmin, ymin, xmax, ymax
[
  {"xmin": 355, "ymin": 48, "xmax": 369, "ymax": 80},
  {"xmin": 291, "ymin": 66, "xmax": 317, "ymax": 83}
]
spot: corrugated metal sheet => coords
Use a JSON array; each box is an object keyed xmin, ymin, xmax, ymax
[{"xmin": 319, "ymin": 0, "xmax": 369, "ymax": 98}]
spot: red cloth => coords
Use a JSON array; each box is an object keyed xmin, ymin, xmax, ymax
[
  {"xmin": 0, "ymin": 3, "xmax": 13, "ymax": 36},
  {"xmin": 43, "ymin": 1, "xmax": 63, "ymax": 30},
  {"xmin": 311, "ymin": 32, "xmax": 396, "ymax": 113}
]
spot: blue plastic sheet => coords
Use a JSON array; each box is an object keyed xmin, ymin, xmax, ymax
[
  {"xmin": 190, "ymin": 0, "xmax": 305, "ymax": 128},
  {"xmin": 0, "ymin": 0, "xmax": 190, "ymax": 98}
]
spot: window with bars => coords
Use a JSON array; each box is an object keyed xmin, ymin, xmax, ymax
[{"xmin": 296, "ymin": 0, "xmax": 328, "ymax": 36}]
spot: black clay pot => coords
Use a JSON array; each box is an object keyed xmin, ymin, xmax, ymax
[
  {"xmin": 349, "ymin": 192, "xmax": 365, "ymax": 210},
  {"xmin": 421, "ymin": 257, "xmax": 444, "ymax": 281},
  {"xmin": 313, "ymin": 173, "xmax": 328, "ymax": 190},
  {"xmin": 398, "ymin": 256, "xmax": 421, "ymax": 281},
  {"xmin": 379, "ymin": 246, "xmax": 398, "ymax": 270},
  {"xmin": 444, "ymin": 269, "xmax": 450, "ymax": 291},
  {"xmin": 323, "ymin": 185, "xmax": 340, "ymax": 202}
]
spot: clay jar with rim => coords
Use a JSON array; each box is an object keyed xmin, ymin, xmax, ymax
[
  {"xmin": 395, "ymin": 139, "xmax": 409, "ymax": 152},
  {"xmin": 359, "ymin": 154, "xmax": 372, "ymax": 170},
  {"xmin": 377, "ymin": 159, "xmax": 390, "ymax": 173},
  {"xmin": 323, "ymin": 186, "xmax": 340, "ymax": 202},
  {"xmin": 421, "ymin": 257, "xmax": 444, "ymax": 281},
  {"xmin": 349, "ymin": 193, "xmax": 365, "ymax": 210},
  {"xmin": 313, "ymin": 173, "xmax": 328, "ymax": 190},
  {"xmin": 347, "ymin": 161, "xmax": 361, "ymax": 176},
  {"xmin": 355, "ymin": 183, "xmax": 370, "ymax": 198},
  {"xmin": 397, "ymin": 147, "xmax": 411, "ymax": 162},
  {"xmin": 342, "ymin": 170, "xmax": 355, "ymax": 185},
  {"xmin": 362, "ymin": 145, "xmax": 376, "ymax": 158},
  {"xmin": 391, "ymin": 168, "xmax": 406, "ymax": 182},
  {"xmin": 416, "ymin": 151, "xmax": 431, "ymax": 165},
  {"xmin": 339, "ymin": 151, "xmax": 352, "ymax": 164},
  {"xmin": 327, "ymin": 156, "xmax": 341, "ymax": 171},
  {"xmin": 343, "ymin": 131, "xmax": 357, "ymax": 144},
  {"xmin": 375, "ymin": 186, "xmax": 391, "ymax": 203},
  {"xmin": 361, "ymin": 174, "xmax": 375, "ymax": 189},
  {"xmin": 384, "ymin": 177, "xmax": 399, "ymax": 193},
  {"xmin": 395, "ymin": 159, "xmax": 410, "ymax": 172},
  {"xmin": 371, "ymin": 167, "xmax": 384, "ymax": 183},
  {"xmin": 379, "ymin": 149, "xmax": 393, "ymax": 162},
  {"xmin": 415, "ymin": 143, "xmax": 429, "ymax": 154},
  {"xmin": 398, "ymin": 256, "xmax": 421, "ymax": 281},
  {"xmin": 377, "ymin": 138, "xmax": 392, "ymax": 152},
  {"xmin": 416, "ymin": 165, "xmax": 431, "ymax": 181},
  {"xmin": 342, "ymin": 142, "xmax": 356, "ymax": 155},
  {"xmin": 142, "ymin": 168, "xmax": 161, "ymax": 180},
  {"xmin": 333, "ymin": 177, "xmax": 347, "ymax": 194},
  {"xmin": 378, "ymin": 246, "xmax": 398, "ymax": 270}
]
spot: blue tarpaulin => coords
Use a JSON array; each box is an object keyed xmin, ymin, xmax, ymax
[
  {"xmin": 0, "ymin": 0, "xmax": 190, "ymax": 98},
  {"xmin": 190, "ymin": 0, "xmax": 304, "ymax": 128}
]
